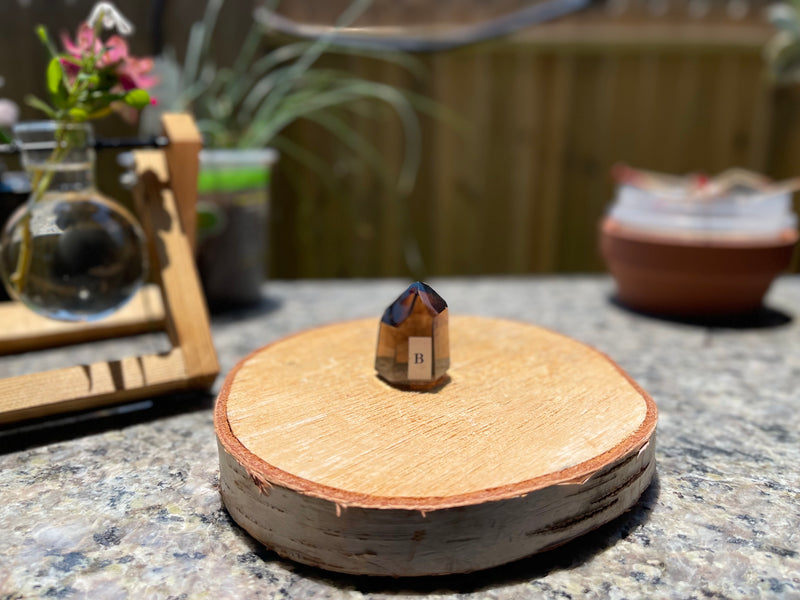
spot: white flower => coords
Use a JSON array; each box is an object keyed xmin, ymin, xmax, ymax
[
  {"xmin": 0, "ymin": 99, "xmax": 19, "ymax": 128},
  {"xmin": 87, "ymin": 2, "xmax": 134, "ymax": 35}
]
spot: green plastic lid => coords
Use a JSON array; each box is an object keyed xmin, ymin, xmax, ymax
[
  {"xmin": 197, "ymin": 148, "xmax": 277, "ymax": 193},
  {"xmin": 198, "ymin": 166, "xmax": 271, "ymax": 193}
]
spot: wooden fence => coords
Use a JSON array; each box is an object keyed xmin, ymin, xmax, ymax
[
  {"xmin": 268, "ymin": 13, "xmax": 795, "ymax": 278},
  {"xmin": 1, "ymin": 2, "xmax": 798, "ymax": 278}
]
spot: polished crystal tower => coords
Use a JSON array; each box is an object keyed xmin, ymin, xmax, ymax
[{"xmin": 375, "ymin": 282, "xmax": 449, "ymax": 388}]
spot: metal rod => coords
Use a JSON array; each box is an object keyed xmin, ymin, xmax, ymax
[{"xmin": 0, "ymin": 135, "xmax": 169, "ymax": 155}]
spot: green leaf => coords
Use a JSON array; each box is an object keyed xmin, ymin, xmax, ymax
[
  {"xmin": 76, "ymin": 71, "xmax": 100, "ymax": 87},
  {"xmin": 24, "ymin": 94, "xmax": 57, "ymax": 118},
  {"xmin": 35, "ymin": 25, "xmax": 59, "ymax": 59},
  {"xmin": 46, "ymin": 57, "xmax": 64, "ymax": 95}
]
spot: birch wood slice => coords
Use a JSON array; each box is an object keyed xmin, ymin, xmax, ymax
[{"xmin": 214, "ymin": 316, "xmax": 657, "ymax": 576}]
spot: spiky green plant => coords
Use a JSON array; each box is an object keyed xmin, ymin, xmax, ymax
[
  {"xmin": 765, "ymin": 0, "xmax": 800, "ymax": 84},
  {"xmin": 154, "ymin": 0, "xmax": 428, "ymax": 199}
]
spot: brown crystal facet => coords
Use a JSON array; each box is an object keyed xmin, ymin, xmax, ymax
[{"xmin": 375, "ymin": 282, "xmax": 449, "ymax": 388}]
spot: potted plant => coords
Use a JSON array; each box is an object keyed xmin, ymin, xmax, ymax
[
  {"xmin": 0, "ymin": 2, "xmax": 155, "ymax": 321},
  {"xmin": 142, "ymin": 0, "xmax": 423, "ymax": 309},
  {"xmin": 765, "ymin": 0, "xmax": 800, "ymax": 84},
  {"xmin": 600, "ymin": 165, "xmax": 799, "ymax": 316}
]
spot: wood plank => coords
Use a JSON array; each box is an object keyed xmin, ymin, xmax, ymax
[
  {"xmin": 710, "ymin": 56, "xmax": 740, "ymax": 171},
  {"xmin": 538, "ymin": 54, "xmax": 574, "ymax": 271},
  {"xmin": 431, "ymin": 52, "xmax": 458, "ymax": 274},
  {"xmin": 749, "ymin": 70, "xmax": 774, "ymax": 176},
  {"xmin": 0, "ymin": 284, "xmax": 165, "ymax": 356},
  {"xmin": 133, "ymin": 151, "xmax": 219, "ymax": 386},
  {"xmin": 0, "ymin": 116, "xmax": 218, "ymax": 425},
  {"xmin": 161, "ymin": 113, "xmax": 203, "ymax": 252},
  {"xmin": 587, "ymin": 54, "xmax": 620, "ymax": 270},
  {"xmin": 0, "ymin": 348, "xmax": 187, "ymax": 424},
  {"xmin": 503, "ymin": 22, "xmax": 771, "ymax": 53},
  {"xmin": 509, "ymin": 50, "xmax": 539, "ymax": 273},
  {"xmin": 376, "ymin": 59, "xmax": 407, "ymax": 277}
]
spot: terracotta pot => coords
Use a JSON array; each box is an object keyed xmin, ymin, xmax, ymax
[{"xmin": 600, "ymin": 217, "xmax": 799, "ymax": 316}]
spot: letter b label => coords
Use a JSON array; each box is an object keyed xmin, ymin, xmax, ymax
[{"xmin": 408, "ymin": 337, "xmax": 432, "ymax": 380}]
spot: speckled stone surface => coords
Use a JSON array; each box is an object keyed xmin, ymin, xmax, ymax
[{"xmin": 1, "ymin": 276, "xmax": 799, "ymax": 599}]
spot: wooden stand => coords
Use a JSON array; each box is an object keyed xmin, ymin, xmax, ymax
[
  {"xmin": 215, "ymin": 316, "xmax": 657, "ymax": 577},
  {"xmin": 0, "ymin": 114, "xmax": 218, "ymax": 424}
]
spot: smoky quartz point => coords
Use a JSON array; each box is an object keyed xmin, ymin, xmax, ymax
[{"xmin": 375, "ymin": 281, "xmax": 449, "ymax": 388}]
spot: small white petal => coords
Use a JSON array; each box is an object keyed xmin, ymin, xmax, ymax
[
  {"xmin": 87, "ymin": 1, "xmax": 134, "ymax": 35},
  {"xmin": 0, "ymin": 99, "xmax": 20, "ymax": 128}
]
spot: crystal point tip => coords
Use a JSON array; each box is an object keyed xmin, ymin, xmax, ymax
[{"xmin": 375, "ymin": 281, "xmax": 449, "ymax": 387}]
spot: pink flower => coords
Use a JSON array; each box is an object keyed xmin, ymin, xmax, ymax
[
  {"xmin": 61, "ymin": 23, "xmax": 102, "ymax": 59},
  {"xmin": 60, "ymin": 23, "xmax": 156, "ymax": 91},
  {"xmin": 115, "ymin": 54, "xmax": 157, "ymax": 91},
  {"xmin": 59, "ymin": 57, "xmax": 81, "ymax": 80}
]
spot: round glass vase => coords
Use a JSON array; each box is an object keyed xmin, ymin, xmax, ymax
[{"xmin": 0, "ymin": 121, "xmax": 148, "ymax": 321}]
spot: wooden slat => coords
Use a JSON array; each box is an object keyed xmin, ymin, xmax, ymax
[
  {"xmin": 162, "ymin": 113, "xmax": 203, "ymax": 252},
  {"xmin": 460, "ymin": 50, "xmax": 492, "ymax": 274},
  {"xmin": 377, "ymin": 60, "xmax": 407, "ymax": 277},
  {"xmin": 133, "ymin": 150, "xmax": 219, "ymax": 386},
  {"xmin": 0, "ymin": 349, "xmax": 188, "ymax": 424},
  {"xmin": 538, "ymin": 54, "xmax": 574, "ymax": 272},
  {"xmin": 749, "ymin": 70, "xmax": 774, "ymax": 176},
  {"xmin": 0, "ymin": 284, "xmax": 165, "ymax": 356},
  {"xmin": 711, "ymin": 56, "xmax": 740, "ymax": 170},
  {"xmin": 431, "ymin": 51, "xmax": 458, "ymax": 274},
  {"xmin": 503, "ymin": 22, "xmax": 771, "ymax": 52},
  {"xmin": 509, "ymin": 51, "xmax": 538, "ymax": 273},
  {"xmin": 0, "ymin": 115, "xmax": 218, "ymax": 424}
]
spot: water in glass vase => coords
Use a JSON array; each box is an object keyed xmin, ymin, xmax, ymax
[
  {"xmin": 1, "ymin": 192, "xmax": 148, "ymax": 321},
  {"xmin": 0, "ymin": 121, "xmax": 149, "ymax": 322}
]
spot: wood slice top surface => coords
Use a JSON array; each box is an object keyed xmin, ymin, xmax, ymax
[{"xmin": 216, "ymin": 316, "xmax": 656, "ymax": 509}]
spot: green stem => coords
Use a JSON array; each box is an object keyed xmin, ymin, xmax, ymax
[{"xmin": 10, "ymin": 128, "xmax": 70, "ymax": 294}]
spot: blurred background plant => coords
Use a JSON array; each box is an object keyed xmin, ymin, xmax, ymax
[
  {"xmin": 138, "ymin": 0, "xmax": 437, "ymax": 294},
  {"xmin": 143, "ymin": 0, "xmax": 431, "ymax": 210},
  {"xmin": 135, "ymin": 0, "xmax": 440, "ymax": 304},
  {"xmin": 765, "ymin": 0, "xmax": 800, "ymax": 84},
  {"xmin": 144, "ymin": 0, "xmax": 424, "ymax": 181},
  {"xmin": 3, "ymin": 0, "xmax": 796, "ymax": 280}
]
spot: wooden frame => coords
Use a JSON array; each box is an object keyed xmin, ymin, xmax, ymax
[{"xmin": 0, "ymin": 114, "xmax": 218, "ymax": 424}]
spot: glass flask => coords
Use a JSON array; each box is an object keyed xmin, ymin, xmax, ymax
[{"xmin": 0, "ymin": 121, "xmax": 148, "ymax": 321}]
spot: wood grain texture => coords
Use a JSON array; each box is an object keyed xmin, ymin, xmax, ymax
[
  {"xmin": 0, "ymin": 349, "xmax": 187, "ymax": 424},
  {"xmin": 215, "ymin": 316, "xmax": 657, "ymax": 576},
  {"xmin": 0, "ymin": 121, "xmax": 217, "ymax": 424},
  {"xmin": 133, "ymin": 150, "xmax": 219, "ymax": 387},
  {"xmin": 268, "ymin": 20, "xmax": 781, "ymax": 278},
  {"xmin": 161, "ymin": 113, "xmax": 202, "ymax": 251},
  {"xmin": 0, "ymin": 284, "xmax": 165, "ymax": 356}
]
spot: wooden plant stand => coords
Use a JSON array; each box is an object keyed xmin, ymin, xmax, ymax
[
  {"xmin": 215, "ymin": 316, "xmax": 657, "ymax": 576},
  {"xmin": 0, "ymin": 114, "xmax": 218, "ymax": 424}
]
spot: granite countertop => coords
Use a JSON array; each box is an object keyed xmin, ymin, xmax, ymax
[{"xmin": 1, "ymin": 276, "xmax": 798, "ymax": 598}]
